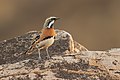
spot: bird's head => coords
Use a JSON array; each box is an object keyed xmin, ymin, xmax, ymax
[{"xmin": 43, "ymin": 16, "xmax": 60, "ymax": 28}]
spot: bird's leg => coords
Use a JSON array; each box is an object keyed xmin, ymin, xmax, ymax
[
  {"xmin": 38, "ymin": 49, "xmax": 42, "ymax": 60},
  {"xmin": 46, "ymin": 47, "xmax": 50, "ymax": 59}
]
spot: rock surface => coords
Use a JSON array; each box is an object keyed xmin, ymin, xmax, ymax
[{"xmin": 0, "ymin": 30, "xmax": 120, "ymax": 80}]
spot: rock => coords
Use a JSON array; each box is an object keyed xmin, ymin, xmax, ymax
[
  {"xmin": 0, "ymin": 29, "xmax": 87, "ymax": 64},
  {"xmin": 74, "ymin": 41, "xmax": 88, "ymax": 53},
  {"xmin": 0, "ymin": 51, "xmax": 116, "ymax": 80},
  {"xmin": 1, "ymin": 29, "xmax": 120, "ymax": 80}
]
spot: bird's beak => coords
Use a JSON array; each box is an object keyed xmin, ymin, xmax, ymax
[{"xmin": 55, "ymin": 17, "xmax": 60, "ymax": 20}]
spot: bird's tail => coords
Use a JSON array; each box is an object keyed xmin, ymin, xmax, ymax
[
  {"xmin": 24, "ymin": 45, "xmax": 34, "ymax": 54},
  {"xmin": 24, "ymin": 34, "xmax": 40, "ymax": 55}
]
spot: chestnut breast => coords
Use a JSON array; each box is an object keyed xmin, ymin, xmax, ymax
[{"xmin": 40, "ymin": 28, "xmax": 56, "ymax": 41}]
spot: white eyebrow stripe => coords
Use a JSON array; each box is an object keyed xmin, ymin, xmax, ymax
[{"xmin": 48, "ymin": 20, "xmax": 55, "ymax": 28}]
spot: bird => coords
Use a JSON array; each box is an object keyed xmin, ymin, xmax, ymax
[{"xmin": 25, "ymin": 16, "xmax": 60, "ymax": 60}]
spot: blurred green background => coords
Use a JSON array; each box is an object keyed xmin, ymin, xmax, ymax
[{"xmin": 0, "ymin": 0, "xmax": 120, "ymax": 50}]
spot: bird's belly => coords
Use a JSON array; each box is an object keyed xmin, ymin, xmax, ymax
[{"xmin": 36, "ymin": 37, "xmax": 54, "ymax": 49}]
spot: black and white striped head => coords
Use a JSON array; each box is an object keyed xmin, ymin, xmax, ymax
[{"xmin": 43, "ymin": 16, "xmax": 60, "ymax": 28}]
